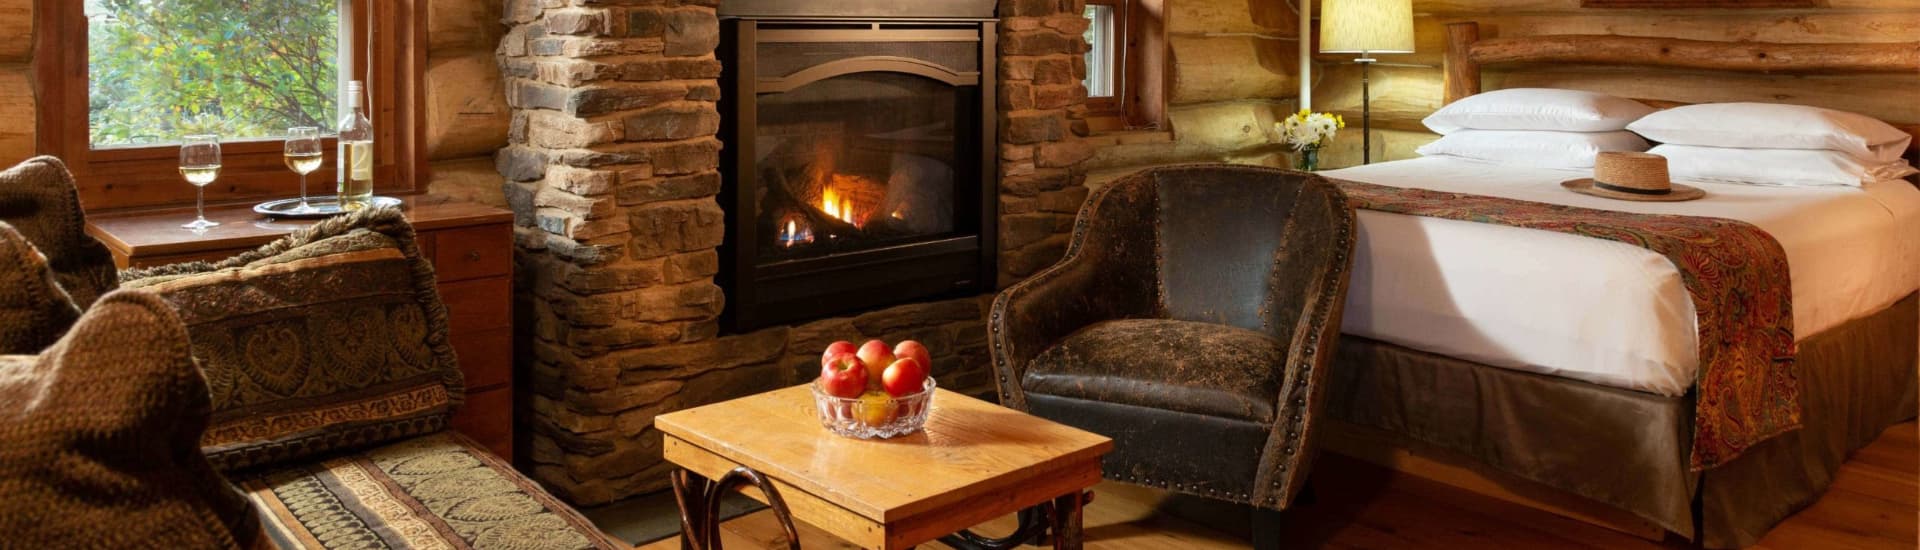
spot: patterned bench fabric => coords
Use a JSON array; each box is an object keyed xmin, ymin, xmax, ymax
[
  {"xmin": 122, "ymin": 208, "xmax": 463, "ymax": 472},
  {"xmin": 236, "ymin": 432, "xmax": 622, "ymax": 550}
]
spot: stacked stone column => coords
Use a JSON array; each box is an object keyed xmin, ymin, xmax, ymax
[
  {"xmin": 996, "ymin": 0, "xmax": 1094, "ymax": 286},
  {"xmin": 498, "ymin": 0, "xmax": 732, "ymax": 504}
]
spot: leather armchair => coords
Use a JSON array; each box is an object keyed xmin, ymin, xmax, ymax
[{"xmin": 988, "ymin": 164, "xmax": 1356, "ymax": 517}]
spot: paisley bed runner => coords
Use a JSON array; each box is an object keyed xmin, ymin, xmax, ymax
[{"xmin": 1333, "ymin": 179, "xmax": 1797, "ymax": 471}]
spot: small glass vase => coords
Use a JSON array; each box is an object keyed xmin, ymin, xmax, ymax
[{"xmin": 1295, "ymin": 147, "xmax": 1320, "ymax": 172}]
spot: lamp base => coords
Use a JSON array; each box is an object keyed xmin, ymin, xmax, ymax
[{"xmin": 1356, "ymin": 57, "xmax": 1374, "ymax": 165}]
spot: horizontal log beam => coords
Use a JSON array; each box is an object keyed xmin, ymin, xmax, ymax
[{"xmin": 1467, "ymin": 34, "xmax": 1920, "ymax": 74}]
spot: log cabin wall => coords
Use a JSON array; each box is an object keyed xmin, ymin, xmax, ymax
[
  {"xmin": 0, "ymin": 1, "xmax": 28, "ymax": 165},
  {"xmin": 1079, "ymin": 0, "xmax": 1302, "ymax": 187},
  {"xmin": 1311, "ymin": 0, "xmax": 1920, "ymax": 170},
  {"xmin": 0, "ymin": 1, "xmax": 511, "ymax": 207},
  {"xmin": 424, "ymin": 0, "xmax": 512, "ymax": 207}
]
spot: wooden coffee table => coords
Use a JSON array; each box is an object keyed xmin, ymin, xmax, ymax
[{"xmin": 656, "ymin": 385, "xmax": 1113, "ymax": 549}]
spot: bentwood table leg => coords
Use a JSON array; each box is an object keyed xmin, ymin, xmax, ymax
[
  {"xmin": 939, "ymin": 505, "xmax": 1051, "ymax": 550},
  {"xmin": 1050, "ymin": 491, "xmax": 1085, "ymax": 550},
  {"xmin": 672, "ymin": 469, "xmax": 714, "ymax": 550}
]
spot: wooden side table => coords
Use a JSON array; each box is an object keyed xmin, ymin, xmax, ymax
[
  {"xmin": 655, "ymin": 385, "xmax": 1114, "ymax": 549},
  {"xmin": 84, "ymin": 195, "xmax": 520, "ymax": 461}
]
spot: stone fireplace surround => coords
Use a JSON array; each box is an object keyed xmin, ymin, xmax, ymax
[{"xmin": 498, "ymin": 0, "xmax": 1094, "ymax": 505}]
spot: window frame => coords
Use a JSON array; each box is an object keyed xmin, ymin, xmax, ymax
[{"xmin": 34, "ymin": 0, "xmax": 426, "ymax": 213}]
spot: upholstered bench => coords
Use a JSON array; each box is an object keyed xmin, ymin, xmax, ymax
[{"xmin": 0, "ymin": 156, "xmax": 617, "ymax": 549}]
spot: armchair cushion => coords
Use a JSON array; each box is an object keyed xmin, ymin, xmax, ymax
[
  {"xmin": 0, "ymin": 156, "xmax": 119, "ymax": 308},
  {"xmin": 234, "ymin": 432, "xmax": 622, "ymax": 550},
  {"xmin": 0, "ymin": 290, "xmax": 265, "ymax": 548},
  {"xmin": 0, "ymin": 222, "xmax": 81, "ymax": 354},
  {"xmin": 121, "ymin": 207, "xmax": 463, "ymax": 472},
  {"xmin": 1022, "ymin": 319, "xmax": 1285, "ymax": 423}
]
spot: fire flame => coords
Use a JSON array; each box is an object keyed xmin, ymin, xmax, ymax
[
  {"xmin": 778, "ymin": 218, "xmax": 814, "ymax": 248},
  {"xmin": 821, "ymin": 186, "xmax": 862, "ymax": 228}
]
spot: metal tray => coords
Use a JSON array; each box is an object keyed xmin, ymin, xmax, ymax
[{"xmin": 253, "ymin": 196, "xmax": 404, "ymax": 219}]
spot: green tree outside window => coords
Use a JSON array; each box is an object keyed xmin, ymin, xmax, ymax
[{"xmin": 87, "ymin": 0, "xmax": 339, "ymax": 147}]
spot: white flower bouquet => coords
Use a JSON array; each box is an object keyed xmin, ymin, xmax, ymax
[
  {"xmin": 1278, "ymin": 109, "xmax": 1345, "ymax": 151},
  {"xmin": 1276, "ymin": 110, "xmax": 1345, "ymax": 171}
]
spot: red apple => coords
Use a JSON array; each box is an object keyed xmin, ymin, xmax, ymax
[
  {"xmin": 893, "ymin": 340, "xmax": 932, "ymax": 372},
  {"xmin": 882, "ymin": 357, "xmax": 929, "ymax": 397},
  {"xmin": 821, "ymin": 340, "xmax": 858, "ymax": 367},
  {"xmin": 818, "ymin": 352, "xmax": 868, "ymax": 398},
  {"xmin": 856, "ymin": 340, "xmax": 895, "ymax": 388}
]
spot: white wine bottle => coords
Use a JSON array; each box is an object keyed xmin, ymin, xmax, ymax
[{"xmin": 337, "ymin": 80, "xmax": 374, "ymax": 209}]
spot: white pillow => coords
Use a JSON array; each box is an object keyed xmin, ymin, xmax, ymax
[
  {"xmin": 1650, "ymin": 144, "xmax": 1920, "ymax": 188},
  {"xmin": 1416, "ymin": 130, "xmax": 1651, "ymax": 170},
  {"xmin": 1628, "ymin": 102, "xmax": 1912, "ymax": 163},
  {"xmin": 1422, "ymin": 88, "xmax": 1657, "ymax": 134}
]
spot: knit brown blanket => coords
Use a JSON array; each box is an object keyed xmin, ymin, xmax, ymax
[{"xmin": 1334, "ymin": 179, "xmax": 1798, "ymax": 471}]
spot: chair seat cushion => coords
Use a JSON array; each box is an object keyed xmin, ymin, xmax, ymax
[
  {"xmin": 234, "ymin": 432, "xmax": 621, "ymax": 550},
  {"xmin": 1022, "ymin": 319, "xmax": 1285, "ymax": 423}
]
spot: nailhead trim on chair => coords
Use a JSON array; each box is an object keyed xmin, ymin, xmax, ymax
[{"xmin": 990, "ymin": 166, "xmax": 1359, "ymax": 512}]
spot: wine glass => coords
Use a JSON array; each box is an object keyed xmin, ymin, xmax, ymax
[
  {"xmin": 179, "ymin": 135, "xmax": 222, "ymax": 230},
  {"xmin": 284, "ymin": 127, "xmax": 323, "ymax": 213}
]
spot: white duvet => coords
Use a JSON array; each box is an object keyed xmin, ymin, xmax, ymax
[{"xmin": 1325, "ymin": 157, "xmax": 1920, "ymax": 396}]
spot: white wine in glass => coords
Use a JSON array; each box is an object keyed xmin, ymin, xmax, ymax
[
  {"xmin": 179, "ymin": 135, "xmax": 222, "ymax": 230},
  {"xmin": 284, "ymin": 127, "xmax": 323, "ymax": 212}
]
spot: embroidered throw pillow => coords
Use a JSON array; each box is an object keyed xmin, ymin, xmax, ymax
[
  {"xmin": 121, "ymin": 207, "xmax": 464, "ymax": 472},
  {"xmin": 0, "ymin": 290, "xmax": 266, "ymax": 548}
]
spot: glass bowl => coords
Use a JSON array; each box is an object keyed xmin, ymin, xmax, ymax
[{"xmin": 809, "ymin": 377, "xmax": 936, "ymax": 439}]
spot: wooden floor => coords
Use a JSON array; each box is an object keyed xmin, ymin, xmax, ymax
[{"xmin": 638, "ymin": 421, "xmax": 1916, "ymax": 549}]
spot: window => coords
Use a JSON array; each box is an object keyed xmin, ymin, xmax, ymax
[
  {"xmin": 86, "ymin": 1, "xmax": 342, "ymax": 148},
  {"xmin": 1080, "ymin": 0, "xmax": 1166, "ymax": 132},
  {"xmin": 1082, "ymin": 1, "xmax": 1125, "ymax": 116},
  {"xmin": 36, "ymin": 0, "xmax": 425, "ymax": 212}
]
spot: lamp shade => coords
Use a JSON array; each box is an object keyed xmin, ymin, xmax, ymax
[{"xmin": 1319, "ymin": 0, "xmax": 1415, "ymax": 55}]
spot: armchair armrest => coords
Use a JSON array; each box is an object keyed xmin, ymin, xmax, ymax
[{"xmin": 988, "ymin": 177, "xmax": 1160, "ymax": 410}]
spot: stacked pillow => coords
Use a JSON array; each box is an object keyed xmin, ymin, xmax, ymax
[
  {"xmin": 1627, "ymin": 103, "xmax": 1918, "ymax": 187},
  {"xmin": 1417, "ymin": 88, "xmax": 1655, "ymax": 169}
]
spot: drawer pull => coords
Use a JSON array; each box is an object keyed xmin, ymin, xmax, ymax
[{"xmin": 467, "ymin": 250, "xmax": 482, "ymax": 262}]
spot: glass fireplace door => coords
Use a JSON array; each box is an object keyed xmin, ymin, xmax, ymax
[
  {"xmin": 754, "ymin": 71, "xmax": 966, "ymax": 263},
  {"xmin": 720, "ymin": 19, "xmax": 997, "ymax": 331}
]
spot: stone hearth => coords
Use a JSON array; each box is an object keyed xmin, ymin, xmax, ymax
[{"xmin": 498, "ymin": 0, "xmax": 1092, "ymax": 505}]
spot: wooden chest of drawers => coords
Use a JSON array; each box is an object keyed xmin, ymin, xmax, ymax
[{"xmin": 86, "ymin": 196, "xmax": 519, "ymax": 461}]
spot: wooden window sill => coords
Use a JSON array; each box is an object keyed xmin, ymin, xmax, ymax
[{"xmin": 84, "ymin": 194, "xmax": 511, "ymax": 268}]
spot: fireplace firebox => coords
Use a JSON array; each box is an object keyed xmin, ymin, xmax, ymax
[{"xmin": 718, "ymin": 1, "xmax": 999, "ymax": 331}]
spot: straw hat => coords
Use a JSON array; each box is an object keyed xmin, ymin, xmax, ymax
[{"xmin": 1562, "ymin": 152, "xmax": 1704, "ymax": 202}]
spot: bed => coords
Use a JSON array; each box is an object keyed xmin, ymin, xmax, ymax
[{"xmin": 1314, "ymin": 22, "xmax": 1920, "ymax": 548}]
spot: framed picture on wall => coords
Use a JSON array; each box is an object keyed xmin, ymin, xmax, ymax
[{"xmin": 1581, "ymin": 0, "xmax": 1818, "ymax": 7}]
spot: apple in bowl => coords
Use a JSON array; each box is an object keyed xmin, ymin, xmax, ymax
[
  {"xmin": 818, "ymin": 352, "xmax": 868, "ymax": 399},
  {"xmin": 855, "ymin": 340, "xmax": 895, "ymax": 388},
  {"xmin": 812, "ymin": 339, "xmax": 938, "ymax": 439}
]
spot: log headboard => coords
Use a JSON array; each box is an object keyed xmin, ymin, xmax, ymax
[{"xmin": 1442, "ymin": 21, "xmax": 1920, "ymax": 160}]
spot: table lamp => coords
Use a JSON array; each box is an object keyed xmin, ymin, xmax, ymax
[{"xmin": 1320, "ymin": 0, "xmax": 1414, "ymax": 164}]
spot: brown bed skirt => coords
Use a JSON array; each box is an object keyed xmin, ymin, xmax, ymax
[{"xmin": 1324, "ymin": 293, "xmax": 1918, "ymax": 548}]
